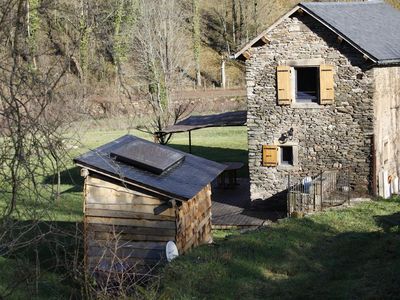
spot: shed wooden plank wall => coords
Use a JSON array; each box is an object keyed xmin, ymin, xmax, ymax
[
  {"xmin": 175, "ymin": 184, "xmax": 212, "ymax": 253},
  {"xmin": 84, "ymin": 175, "xmax": 176, "ymax": 272}
]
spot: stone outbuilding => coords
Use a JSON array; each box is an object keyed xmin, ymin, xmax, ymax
[{"xmin": 234, "ymin": 1, "xmax": 400, "ymax": 202}]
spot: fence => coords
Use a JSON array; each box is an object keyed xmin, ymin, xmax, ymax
[{"xmin": 287, "ymin": 169, "xmax": 351, "ymax": 216}]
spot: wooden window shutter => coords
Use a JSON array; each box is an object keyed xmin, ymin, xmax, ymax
[
  {"xmin": 276, "ymin": 66, "xmax": 292, "ymax": 105},
  {"xmin": 319, "ymin": 65, "xmax": 334, "ymax": 104},
  {"xmin": 262, "ymin": 145, "xmax": 278, "ymax": 167}
]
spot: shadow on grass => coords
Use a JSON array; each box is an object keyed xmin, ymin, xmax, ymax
[
  {"xmin": 374, "ymin": 212, "xmax": 400, "ymax": 232},
  {"xmin": 43, "ymin": 166, "xmax": 84, "ymax": 194},
  {"xmin": 1, "ymin": 220, "xmax": 83, "ymax": 298},
  {"xmin": 2, "ymin": 220, "xmax": 83, "ymax": 266},
  {"xmin": 169, "ymin": 144, "xmax": 249, "ymax": 178},
  {"xmin": 161, "ymin": 201, "xmax": 400, "ymax": 299}
]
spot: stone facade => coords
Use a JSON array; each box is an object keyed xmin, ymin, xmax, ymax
[{"xmin": 245, "ymin": 13, "xmax": 376, "ymax": 201}]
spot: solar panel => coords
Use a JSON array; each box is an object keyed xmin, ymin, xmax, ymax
[{"xmin": 110, "ymin": 140, "xmax": 185, "ymax": 175}]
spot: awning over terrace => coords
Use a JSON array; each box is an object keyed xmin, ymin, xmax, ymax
[
  {"xmin": 156, "ymin": 110, "xmax": 247, "ymax": 153},
  {"xmin": 160, "ymin": 110, "xmax": 247, "ymax": 134}
]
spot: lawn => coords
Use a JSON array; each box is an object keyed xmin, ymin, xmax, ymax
[
  {"xmin": 0, "ymin": 126, "xmax": 248, "ymax": 299},
  {"xmin": 52, "ymin": 126, "xmax": 248, "ymax": 222},
  {"xmin": 160, "ymin": 197, "xmax": 400, "ymax": 299},
  {"xmin": 4, "ymin": 126, "xmax": 400, "ymax": 299}
]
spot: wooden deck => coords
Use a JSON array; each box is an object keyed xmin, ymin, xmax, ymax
[{"xmin": 211, "ymin": 178, "xmax": 285, "ymax": 228}]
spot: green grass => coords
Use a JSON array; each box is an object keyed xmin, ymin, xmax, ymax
[
  {"xmin": 0, "ymin": 126, "xmax": 248, "ymax": 299},
  {"xmin": 0, "ymin": 256, "xmax": 73, "ymax": 300},
  {"xmin": 76, "ymin": 126, "xmax": 248, "ymax": 165},
  {"xmin": 0, "ymin": 126, "xmax": 248, "ymax": 224},
  {"xmin": 2, "ymin": 126, "xmax": 400, "ymax": 299},
  {"xmin": 48, "ymin": 126, "xmax": 248, "ymax": 222},
  {"xmin": 160, "ymin": 197, "xmax": 400, "ymax": 299}
]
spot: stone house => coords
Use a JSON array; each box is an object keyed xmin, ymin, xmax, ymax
[{"xmin": 234, "ymin": 1, "xmax": 400, "ymax": 202}]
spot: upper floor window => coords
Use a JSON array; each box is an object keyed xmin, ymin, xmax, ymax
[
  {"xmin": 276, "ymin": 64, "xmax": 334, "ymax": 106},
  {"xmin": 294, "ymin": 67, "xmax": 319, "ymax": 103}
]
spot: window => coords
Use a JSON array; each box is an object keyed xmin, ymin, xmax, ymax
[
  {"xmin": 280, "ymin": 146, "xmax": 294, "ymax": 165},
  {"xmin": 262, "ymin": 144, "xmax": 298, "ymax": 168},
  {"xmin": 294, "ymin": 67, "xmax": 319, "ymax": 103},
  {"xmin": 276, "ymin": 64, "xmax": 334, "ymax": 105}
]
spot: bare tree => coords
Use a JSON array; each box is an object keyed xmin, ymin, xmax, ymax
[
  {"xmin": 0, "ymin": 1, "xmax": 85, "ymax": 297},
  {"xmin": 133, "ymin": 0, "xmax": 193, "ymax": 143},
  {"xmin": 192, "ymin": 0, "xmax": 202, "ymax": 87}
]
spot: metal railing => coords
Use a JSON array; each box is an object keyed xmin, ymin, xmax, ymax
[{"xmin": 287, "ymin": 169, "xmax": 351, "ymax": 216}]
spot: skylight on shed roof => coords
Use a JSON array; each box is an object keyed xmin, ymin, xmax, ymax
[{"xmin": 111, "ymin": 140, "xmax": 185, "ymax": 175}]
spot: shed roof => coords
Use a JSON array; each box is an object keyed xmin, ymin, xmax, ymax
[
  {"xmin": 160, "ymin": 110, "xmax": 247, "ymax": 134},
  {"xmin": 74, "ymin": 135, "xmax": 226, "ymax": 201},
  {"xmin": 234, "ymin": 1, "xmax": 400, "ymax": 65}
]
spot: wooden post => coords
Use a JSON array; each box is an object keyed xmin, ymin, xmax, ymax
[
  {"xmin": 313, "ymin": 179, "xmax": 316, "ymax": 211},
  {"xmin": 347, "ymin": 168, "xmax": 351, "ymax": 206},
  {"xmin": 320, "ymin": 171, "xmax": 323, "ymax": 211},
  {"xmin": 221, "ymin": 56, "xmax": 226, "ymax": 89},
  {"xmin": 153, "ymin": 133, "xmax": 160, "ymax": 144},
  {"xmin": 188, "ymin": 130, "xmax": 192, "ymax": 154},
  {"xmin": 371, "ymin": 134, "xmax": 377, "ymax": 196},
  {"xmin": 287, "ymin": 174, "xmax": 291, "ymax": 217}
]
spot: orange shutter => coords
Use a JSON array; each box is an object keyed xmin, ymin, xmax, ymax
[
  {"xmin": 319, "ymin": 65, "xmax": 334, "ymax": 104},
  {"xmin": 262, "ymin": 145, "xmax": 278, "ymax": 167},
  {"xmin": 276, "ymin": 66, "xmax": 292, "ymax": 105}
]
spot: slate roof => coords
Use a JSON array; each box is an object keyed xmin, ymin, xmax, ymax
[
  {"xmin": 300, "ymin": 1, "xmax": 400, "ymax": 64},
  {"xmin": 234, "ymin": 1, "xmax": 400, "ymax": 65},
  {"xmin": 74, "ymin": 135, "xmax": 226, "ymax": 200}
]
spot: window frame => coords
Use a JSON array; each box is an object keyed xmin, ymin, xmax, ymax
[
  {"xmin": 280, "ymin": 145, "xmax": 294, "ymax": 166},
  {"xmin": 277, "ymin": 58, "xmax": 333, "ymax": 107},
  {"xmin": 293, "ymin": 66, "xmax": 320, "ymax": 104},
  {"xmin": 277, "ymin": 144, "xmax": 299, "ymax": 169}
]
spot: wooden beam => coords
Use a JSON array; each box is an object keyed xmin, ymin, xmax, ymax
[
  {"xmin": 337, "ymin": 36, "xmax": 343, "ymax": 44},
  {"xmin": 80, "ymin": 168, "xmax": 89, "ymax": 178},
  {"xmin": 86, "ymin": 216, "xmax": 176, "ymax": 229},
  {"xmin": 85, "ymin": 208, "xmax": 175, "ymax": 221},
  {"xmin": 188, "ymin": 130, "xmax": 192, "ymax": 153},
  {"xmin": 260, "ymin": 35, "xmax": 270, "ymax": 45},
  {"xmin": 242, "ymin": 50, "xmax": 251, "ymax": 60},
  {"xmin": 87, "ymin": 223, "xmax": 176, "ymax": 237}
]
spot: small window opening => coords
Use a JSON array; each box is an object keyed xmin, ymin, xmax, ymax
[
  {"xmin": 281, "ymin": 146, "xmax": 294, "ymax": 165},
  {"xmin": 295, "ymin": 67, "xmax": 319, "ymax": 103}
]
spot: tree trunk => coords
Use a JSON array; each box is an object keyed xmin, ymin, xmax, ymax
[
  {"xmin": 231, "ymin": 0, "xmax": 237, "ymax": 47},
  {"xmin": 221, "ymin": 56, "xmax": 226, "ymax": 89},
  {"xmin": 192, "ymin": 0, "xmax": 201, "ymax": 87}
]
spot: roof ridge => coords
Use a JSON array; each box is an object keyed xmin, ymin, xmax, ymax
[{"xmin": 301, "ymin": 1, "xmax": 385, "ymax": 5}]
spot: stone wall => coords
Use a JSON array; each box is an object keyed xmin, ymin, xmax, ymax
[
  {"xmin": 373, "ymin": 66, "xmax": 400, "ymax": 195},
  {"xmin": 87, "ymin": 89, "xmax": 246, "ymax": 119},
  {"xmin": 245, "ymin": 13, "xmax": 375, "ymax": 201}
]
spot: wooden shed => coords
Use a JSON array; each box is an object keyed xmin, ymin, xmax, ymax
[{"xmin": 74, "ymin": 135, "xmax": 225, "ymax": 275}]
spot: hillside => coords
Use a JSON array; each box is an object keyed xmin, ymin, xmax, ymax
[{"xmin": 3, "ymin": 0, "xmax": 396, "ymax": 118}]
